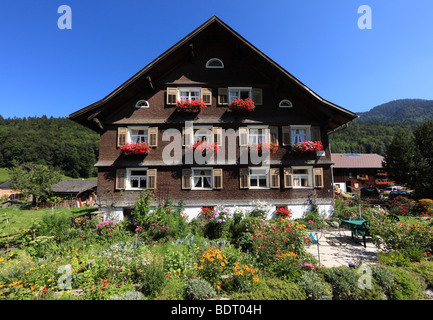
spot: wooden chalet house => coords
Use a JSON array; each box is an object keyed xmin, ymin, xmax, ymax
[{"xmin": 69, "ymin": 16, "xmax": 357, "ymax": 220}]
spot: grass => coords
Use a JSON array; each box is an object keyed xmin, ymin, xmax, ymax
[
  {"xmin": 0, "ymin": 205, "xmax": 96, "ymax": 236},
  {"xmin": 0, "ymin": 168, "xmax": 9, "ymax": 184}
]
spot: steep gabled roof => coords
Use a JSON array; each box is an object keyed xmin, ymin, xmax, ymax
[{"xmin": 69, "ymin": 16, "xmax": 357, "ymax": 130}]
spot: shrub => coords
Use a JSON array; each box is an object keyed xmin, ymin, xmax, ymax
[
  {"xmin": 377, "ymin": 250, "xmax": 411, "ymax": 267},
  {"xmin": 138, "ymin": 257, "xmax": 167, "ymax": 298},
  {"xmin": 194, "ymin": 247, "xmax": 229, "ymax": 286},
  {"xmin": 371, "ymin": 265, "xmax": 397, "ymax": 297},
  {"xmin": 409, "ymin": 261, "xmax": 433, "ymax": 288},
  {"xmin": 272, "ymin": 252, "xmax": 302, "ymax": 280},
  {"xmin": 203, "ymin": 205, "xmax": 231, "ymax": 239},
  {"xmin": 224, "ymin": 262, "xmax": 259, "ymax": 293},
  {"xmin": 297, "ymin": 271, "xmax": 332, "ymax": 300},
  {"xmin": 387, "ymin": 267, "xmax": 426, "ymax": 300},
  {"xmin": 387, "ymin": 196, "xmax": 417, "ymax": 216},
  {"xmin": 248, "ymin": 200, "xmax": 272, "ymax": 219},
  {"xmin": 109, "ymin": 290, "xmax": 145, "ymax": 300},
  {"xmin": 231, "ymin": 276, "xmax": 306, "ymax": 300},
  {"xmin": 184, "ymin": 278, "xmax": 216, "ymax": 300},
  {"xmin": 322, "ymin": 267, "xmax": 363, "ymax": 300}
]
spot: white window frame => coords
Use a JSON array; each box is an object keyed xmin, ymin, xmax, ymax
[
  {"xmin": 135, "ymin": 100, "xmax": 150, "ymax": 108},
  {"xmin": 193, "ymin": 126, "xmax": 213, "ymax": 144},
  {"xmin": 128, "ymin": 126, "xmax": 149, "ymax": 144},
  {"xmin": 279, "ymin": 99, "xmax": 292, "ymax": 108},
  {"xmin": 191, "ymin": 167, "xmax": 213, "ymax": 190},
  {"xmin": 249, "ymin": 167, "xmax": 270, "ymax": 189},
  {"xmin": 290, "ymin": 125, "xmax": 311, "ymax": 144},
  {"xmin": 292, "ymin": 166, "xmax": 313, "ymax": 189},
  {"xmin": 178, "ymin": 87, "xmax": 201, "ymax": 101},
  {"xmin": 228, "ymin": 87, "xmax": 252, "ymax": 104},
  {"xmin": 248, "ymin": 125, "xmax": 269, "ymax": 144},
  {"xmin": 126, "ymin": 168, "xmax": 148, "ymax": 190},
  {"xmin": 206, "ymin": 58, "xmax": 224, "ymax": 68}
]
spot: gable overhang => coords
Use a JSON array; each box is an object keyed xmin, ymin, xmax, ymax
[{"xmin": 69, "ymin": 16, "xmax": 357, "ymax": 132}]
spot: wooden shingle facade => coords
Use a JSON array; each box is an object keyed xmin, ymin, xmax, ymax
[{"xmin": 69, "ymin": 16, "xmax": 357, "ymax": 219}]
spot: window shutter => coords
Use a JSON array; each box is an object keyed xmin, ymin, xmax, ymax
[
  {"xmin": 252, "ymin": 88, "xmax": 263, "ymax": 105},
  {"xmin": 213, "ymin": 127, "xmax": 223, "ymax": 146},
  {"xmin": 313, "ymin": 168, "xmax": 324, "ymax": 188},
  {"xmin": 148, "ymin": 127, "xmax": 158, "ymax": 147},
  {"xmin": 239, "ymin": 168, "xmax": 250, "ymax": 189},
  {"xmin": 311, "ymin": 126, "xmax": 321, "ymax": 142},
  {"xmin": 117, "ymin": 127, "xmax": 128, "ymax": 147},
  {"xmin": 201, "ymin": 88, "xmax": 212, "ymax": 105},
  {"xmin": 282, "ymin": 126, "xmax": 291, "ymax": 146},
  {"xmin": 218, "ymin": 88, "xmax": 228, "ymax": 105},
  {"xmin": 283, "ymin": 168, "xmax": 293, "ymax": 189},
  {"xmin": 213, "ymin": 169, "xmax": 223, "ymax": 189},
  {"xmin": 238, "ymin": 127, "xmax": 249, "ymax": 147},
  {"xmin": 147, "ymin": 169, "xmax": 157, "ymax": 189},
  {"xmin": 182, "ymin": 126, "xmax": 193, "ymax": 146},
  {"xmin": 270, "ymin": 168, "xmax": 280, "ymax": 188},
  {"xmin": 269, "ymin": 126, "xmax": 279, "ymax": 145},
  {"xmin": 181, "ymin": 169, "xmax": 192, "ymax": 189},
  {"xmin": 115, "ymin": 169, "xmax": 126, "ymax": 190},
  {"xmin": 166, "ymin": 87, "xmax": 177, "ymax": 105}
]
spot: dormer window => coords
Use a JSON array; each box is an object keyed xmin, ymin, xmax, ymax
[
  {"xmin": 206, "ymin": 58, "xmax": 224, "ymax": 68},
  {"xmin": 135, "ymin": 100, "xmax": 149, "ymax": 108},
  {"xmin": 279, "ymin": 99, "xmax": 293, "ymax": 108}
]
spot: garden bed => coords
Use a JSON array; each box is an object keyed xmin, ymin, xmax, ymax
[{"xmin": 1, "ymin": 194, "xmax": 433, "ymax": 301}]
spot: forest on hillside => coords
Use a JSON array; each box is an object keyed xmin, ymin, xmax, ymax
[
  {"xmin": 329, "ymin": 99, "xmax": 433, "ymax": 155},
  {"xmin": 0, "ymin": 115, "xmax": 99, "ymax": 178}
]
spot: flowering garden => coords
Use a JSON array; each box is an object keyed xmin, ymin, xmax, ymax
[{"xmin": 1, "ymin": 192, "xmax": 433, "ymax": 300}]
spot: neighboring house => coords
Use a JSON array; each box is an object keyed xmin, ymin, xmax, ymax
[
  {"xmin": 49, "ymin": 179, "xmax": 97, "ymax": 207},
  {"xmin": 0, "ymin": 181, "xmax": 23, "ymax": 201},
  {"xmin": 331, "ymin": 153, "xmax": 392, "ymax": 194},
  {"xmin": 69, "ymin": 16, "xmax": 357, "ymax": 220}
]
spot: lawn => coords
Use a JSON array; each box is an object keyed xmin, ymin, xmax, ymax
[{"xmin": 1, "ymin": 193, "xmax": 433, "ymax": 301}]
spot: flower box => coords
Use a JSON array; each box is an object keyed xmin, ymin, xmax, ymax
[
  {"xmin": 292, "ymin": 141, "xmax": 323, "ymax": 153},
  {"xmin": 316, "ymin": 150, "xmax": 325, "ymax": 157},
  {"xmin": 176, "ymin": 99, "xmax": 207, "ymax": 112},
  {"xmin": 247, "ymin": 142, "xmax": 278, "ymax": 154},
  {"xmin": 119, "ymin": 142, "xmax": 151, "ymax": 155},
  {"xmin": 229, "ymin": 98, "xmax": 255, "ymax": 112},
  {"xmin": 189, "ymin": 141, "xmax": 219, "ymax": 153}
]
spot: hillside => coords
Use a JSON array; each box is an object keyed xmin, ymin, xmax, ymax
[
  {"xmin": 329, "ymin": 99, "xmax": 433, "ymax": 156},
  {"xmin": 357, "ymin": 99, "xmax": 433, "ymax": 123},
  {"xmin": 0, "ymin": 116, "xmax": 99, "ymax": 178}
]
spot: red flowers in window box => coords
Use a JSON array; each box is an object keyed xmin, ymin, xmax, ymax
[
  {"xmin": 176, "ymin": 99, "xmax": 207, "ymax": 112},
  {"xmin": 247, "ymin": 142, "xmax": 278, "ymax": 154},
  {"xmin": 119, "ymin": 142, "xmax": 151, "ymax": 155},
  {"xmin": 230, "ymin": 98, "xmax": 255, "ymax": 112},
  {"xmin": 292, "ymin": 141, "xmax": 323, "ymax": 153},
  {"xmin": 274, "ymin": 206, "xmax": 293, "ymax": 219},
  {"xmin": 189, "ymin": 141, "xmax": 219, "ymax": 153}
]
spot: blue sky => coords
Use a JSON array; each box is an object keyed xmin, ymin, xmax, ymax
[{"xmin": 1, "ymin": 0, "xmax": 432, "ymax": 118}]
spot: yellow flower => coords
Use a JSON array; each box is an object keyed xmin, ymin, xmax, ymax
[{"xmin": 253, "ymin": 277, "xmax": 259, "ymax": 282}]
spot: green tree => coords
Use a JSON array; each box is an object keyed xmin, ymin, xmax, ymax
[
  {"xmin": 9, "ymin": 162, "xmax": 63, "ymax": 205},
  {"xmin": 383, "ymin": 120, "xmax": 433, "ymax": 198}
]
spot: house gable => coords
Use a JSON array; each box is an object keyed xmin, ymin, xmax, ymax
[{"xmin": 69, "ymin": 16, "xmax": 357, "ymax": 132}]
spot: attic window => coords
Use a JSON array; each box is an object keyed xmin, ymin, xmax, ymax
[
  {"xmin": 206, "ymin": 58, "xmax": 224, "ymax": 69},
  {"xmin": 135, "ymin": 100, "xmax": 149, "ymax": 108},
  {"xmin": 279, "ymin": 99, "xmax": 293, "ymax": 108}
]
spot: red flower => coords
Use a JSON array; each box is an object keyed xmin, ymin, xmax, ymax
[
  {"xmin": 292, "ymin": 141, "xmax": 323, "ymax": 153},
  {"xmin": 120, "ymin": 141, "xmax": 151, "ymax": 155},
  {"xmin": 230, "ymin": 98, "xmax": 255, "ymax": 112},
  {"xmin": 176, "ymin": 99, "xmax": 207, "ymax": 111}
]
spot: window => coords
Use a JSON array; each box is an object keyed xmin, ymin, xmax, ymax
[
  {"xmin": 249, "ymin": 167, "xmax": 269, "ymax": 189},
  {"xmin": 228, "ymin": 87, "xmax": 251, "ymax": 104},
  {"xmin": 248, "ymin": 126, "xmax": 269, "ymax": 144},
  {"xmin": 129, "ymin": 127, "xmax": 149, "ymax": 144},
  {"xmin": 291, "ymin": 126, "xmax": 311, "ymax": 144},
  {"xmin": 128, "ymin": 169, "xmax": 148, "ymax": 189},
  {"xmin": 279, "ymin": 99, "xmax": 292, "ymax": 108},
  {"xmin": 292, "ymin": 167, "xmax": 312, "ymax": 188},
  {"xmin": 178, "ymin": 87, "xmax": 201, "ymax": 101},
  {"xmin": 135, "ymin": 100, "xmax": 149, "ymax": 108},
  {"xmin": 206, "ymin": 58, "xmax": 224, "ymax": 68},
  {"xmin": 194, "ymin": 127, "xmax": 213, "ymax": 143},
  {"xmin": 192, "ymin": 168, "xmax": 213, "ymax": 190}
]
